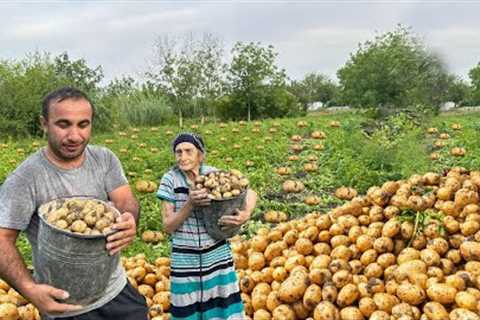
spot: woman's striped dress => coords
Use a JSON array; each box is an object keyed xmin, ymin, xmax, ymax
[{"xmin": 157, "ymin": 164, "xmax": 245, "ymax": 320}]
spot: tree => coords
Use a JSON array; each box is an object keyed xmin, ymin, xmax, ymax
[
  {"xmin": 227, "ymin": 42, "xmax": 288, "ymax": 120},
  {"xmin": 289, "ymin": 73, "xmax": 339, "ymax": 110},
  {"xmin": 53, "ymin": 52, "xmax": 103, "ymax": 93},
  {"xmin": 443, "ymin": 75, "xmax": 471, "ymax": 106},
  {"xmin": 146, "ymin": 33, "xmax": 225, "ymax": 126},
  {"xmin": 337, "ymin": 25, "xmax": 450, "ymax": 110},
  {"xmin": 469, "ymin": 62, "xmax": 480, "ymax": 105},
  {"xmin": 0, "ymin": 52, "xmax": 104, "ymax": 137}
]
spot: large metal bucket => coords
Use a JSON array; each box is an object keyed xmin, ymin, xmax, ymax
[
  {"xmin": 36, "ymin": 197, "xmax": 120, "ymax": 305},
  {"xmin": 197, "ymin": 191, "xmax": 246, "ymax": 241}
]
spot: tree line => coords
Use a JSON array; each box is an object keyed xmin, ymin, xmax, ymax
[{"xmin": 1, "ymin": 25, "xmax": 479, "ymax": 137}]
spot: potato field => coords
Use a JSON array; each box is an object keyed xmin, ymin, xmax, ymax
[{"xmin": 2, "ymin": 111, "xmax": 480, "ymax": 319}]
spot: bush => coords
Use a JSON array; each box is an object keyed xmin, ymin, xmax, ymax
[{"xmin": 113, "ymin": 90, "xmax": 175, "ymax": 127}]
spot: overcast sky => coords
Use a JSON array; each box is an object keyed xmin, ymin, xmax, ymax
[{"xmin": 1, "ymin": 1, "xmax": 479, "ymax": 84}]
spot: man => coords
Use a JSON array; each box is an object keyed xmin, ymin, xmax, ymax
[{"xmin": 0, "ymin": 87, "xmax": 148, "ymax": 319}]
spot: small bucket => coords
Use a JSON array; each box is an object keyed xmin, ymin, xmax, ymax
[
  {"xmin": 36, "ymin": 196, "xmax": 120, "ymax": 305},
  {"xmin": 198, "ymin": 191, "xmax": 246, "ymax": 241}
]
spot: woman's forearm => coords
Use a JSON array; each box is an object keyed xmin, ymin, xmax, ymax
[{"xmin": 164, "ymin": 200, "xmax": 194, "ymax": 234}]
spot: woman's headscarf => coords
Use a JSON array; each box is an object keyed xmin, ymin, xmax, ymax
[{"xmin": 172, "ymin": 132, "xmax": 206, "ymax": 155}]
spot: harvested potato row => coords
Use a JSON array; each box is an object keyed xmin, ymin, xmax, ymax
[
  {"xmin": 232, "ymin": 167, "xmax": 480, "ymax": 320},
  {"xmin": 42, "ymin": 198, "xmax": 118, "ymax": 235},
  {"xmin": 194, "ymin": 169, "xmax": 249, "ymax": 200}
]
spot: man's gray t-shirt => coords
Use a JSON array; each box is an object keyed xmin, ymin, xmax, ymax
[{"xmin": 0, "ymin": 145, "xmax": 128, "ymax": 318}]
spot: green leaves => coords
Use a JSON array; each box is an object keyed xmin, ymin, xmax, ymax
[{"xmin": 337, "ymin": 25, "xmax": 451, "ymax": 110}]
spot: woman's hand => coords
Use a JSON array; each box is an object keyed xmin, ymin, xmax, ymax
[
  {"xmin": 218, "ymin": 208, "xmax": 250, "ymax": 230},
  {"xmin": 188, "ymin": 188, "xmax": 211, "ymax": 207}
]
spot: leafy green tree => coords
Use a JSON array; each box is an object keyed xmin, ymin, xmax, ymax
[
  {"xmin": 0, "ymin": 52, "xmax": 104, "ymax": 137},
  {"xmin": 289, "ymin": 73, "xmax": 339, "ymax": 110},
  {"xmin": 469, "ymin": 62, "xmax": 480, "ymax": 105},
  {"xmin": 337, "ymin": 25, "xmax": 450, "ymax": 110},
  {"xmin": 53, "ymin": 52, "xmax": 103, "ymax": 93},
  {"xmin": 443, "ymin": 75, "xmax": 471, "ymax": 106},
  {"xmin": 146, "ymin": 33, "xmax": 225, "ymax": 126},
  {"xmin": 227, "ymin": 42, "xmax": 288, "ymax": 120}
]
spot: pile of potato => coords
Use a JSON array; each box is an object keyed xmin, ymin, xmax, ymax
[
  {"xmin": 123, "ymin": 254, "xmax": 171, "ymax": 320},
  {"xmin": 232, "ymin": 167, "xmax": 480, "ymax": 320},
  {"xmin": 194, "ymin": 169, "xmax": 249, "ymax": 200},
  {"xmin": 0, "ymin": 254, "xmax": 172, "ymax": 320},
  {"xmin": 0, "ymin": 280, "xmax": 40, "ymax": 320},
  {"xmin": 41, "ymin": 198, "xmax": 118, "ymax": 235}
]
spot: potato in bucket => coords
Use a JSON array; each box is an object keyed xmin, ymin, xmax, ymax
[
  {"xmin": 195, "ymin": 170, "xmax": 249, "ymax": 240},
  {"xmin": 36, "ymin": 196, "xmax": 121, "ymax": 305}
]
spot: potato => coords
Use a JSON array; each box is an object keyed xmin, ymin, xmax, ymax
[
  {"xmin": 455, "ymin": 291, "xmax": 477, "ymax": 311},
  {"xmin": 369, "ymin": 310, "xmax": 391, "ymax": 320},
  {"xmin": 253, "ymin": 309, "xmax": 271, "ymax": 320},
  {"xmin": 313, "ymin": 301, "xmax": 339, "ymax": 320},
  {"xmin": 252, "ymin": 294, "xmax": 268, "ymax": 312},
  {"xmin": 332, "ymin": 270, "xmax": 352, "ymax": 289},
  {"xmin": 373, "ymin": 293, "xmax": 398, "ymax": 313},
  {"xmin": 395, "ymin": 260, "xmax": 427, "ymax": 282},
  {"xmin": 336, "ymin": 283, "xmax": 359, "ymax": 307},
  {"xmin": 461, "ymin": 241, "xmax": 480, "ymax": 261},
  {"xmin": 278, "ymin": 269, "xmax": 309, "ymax": 303},
  {"xmin": 391, "ymin": 303, "xmax": 415, "ymax": 319},
  {"xmin": 420, "ymin": 248, "xmax": 441, "ymax": 266},
  {"xmin": 426, "ymin": 283, "xmax": 457, "ymax": 304},
  {"xmin": 358, "ymin": 297, "xmax": 376, "ymax": 317},
  {"xmin": 396, "ymin": 283, "xmax": 426, "ymax": 305},
  {"xmin": 322, "ymin": 283, "xmax": 338, "ymax": 303},
  {"xmin": 272, "ymin": 304, "xmax": 296, "ymax": 320},
  {"xmin": 303, "ymin": 284, "xmax": 322, "ymax": 310},
  {"xmin": 339, "ymin": 307, "xmax": 363, "ymax": 320},
  {"xmin": 70, "ymin": 220, "xmax": 87, "ymax": 233},
  {"xmin": 449, "ymin": 308, "xmax": 480, "ymax": 320},
  {"xmin": 0, "ymin": 303, "xmax": 19, "ymax": 320},
  {"xmin": 422, "ymin": 302, "xmax": 449, "ymax": 320}
]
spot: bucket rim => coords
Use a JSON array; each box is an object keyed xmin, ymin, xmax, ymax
[{"xmin": 38, "ymin": 195, "xmax": 120, "ymax": 239}]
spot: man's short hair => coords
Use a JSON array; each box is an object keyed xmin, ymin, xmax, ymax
[{"xmin": 42, "ymin": 86, "xmax": 95, "ymax": 120}]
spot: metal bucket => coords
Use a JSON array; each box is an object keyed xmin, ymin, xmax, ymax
[
  {"xmin": 36, "ymin": 197, "xmax": 120, "ymax": 305},
  {"xmin": 197, "ymin": 191, "xmax": 246, "ymax": 241}
]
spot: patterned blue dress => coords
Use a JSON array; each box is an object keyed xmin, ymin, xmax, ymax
[{"xmin": 157, "ymin": 164, "xmax": 245, "ymax": 320}]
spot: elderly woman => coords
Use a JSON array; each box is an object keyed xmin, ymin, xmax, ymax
[{"xmin": 157, "ymin": 133, "xmax": 257, "ymax": 320}]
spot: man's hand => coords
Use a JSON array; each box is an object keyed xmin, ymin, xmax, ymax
[
  {"xmin": 106, "ymin": 212, "xmax": 136, "ymax": 255},
  {"xmin": 218, "ymin": 208, "xmax": 250, "ymax": 230},
  {"xmin": 189, "ymin": 188, "xmax": 211, "ymax": 207},
  {"xmin": 26, "ymin": 283, "xmax": 82, "ymax": 316}
]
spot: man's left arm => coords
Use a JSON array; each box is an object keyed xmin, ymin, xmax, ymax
[{"xmin": 106, "ymin": 185, "xmax": 140, "ymax": 255}]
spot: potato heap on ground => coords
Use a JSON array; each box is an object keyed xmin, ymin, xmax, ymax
[
  {"xmin": 194, "ymin": 169, "xmax": 249, "ymax": 200},
  {"xmin": 232, "ymin": 167, "xmax": 480, "ymax": 320},
  {"xmin": 123, "ymin": 254, "xmax": 171, "ymax": 320},
  {"xmin": 0, "ymin": 280, "xmax": 40, "ymax": 320},
  {"xmin": 42, "ymin": 198, "xmax": 118, "ymax": 235}
]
